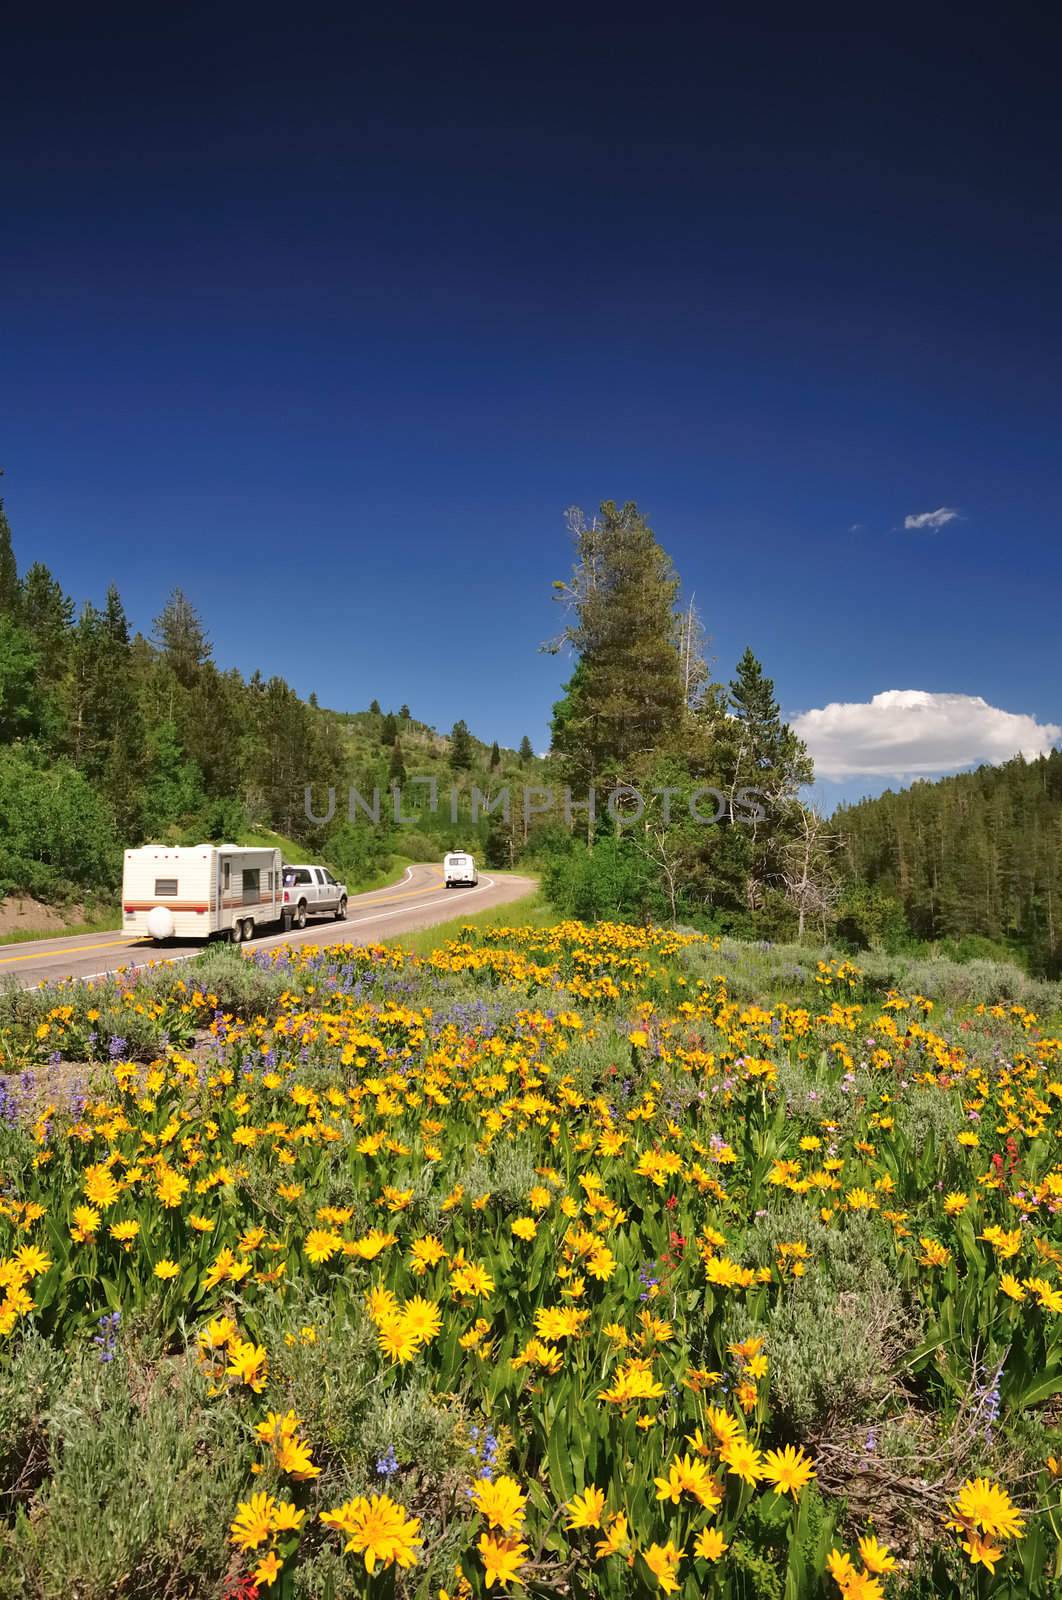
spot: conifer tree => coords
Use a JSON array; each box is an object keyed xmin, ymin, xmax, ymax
[
  {"xmin": 389, "ymin": 736, "xmax": 406, "ymax": 785},
  {"xmin": 0, "ymin": 501, "xmax": 18, "ymax": 616},
  {"xmin": 549, "ymin": 501, "xmax": 685, "ymax": 786},
  {"xmin": 489, "ymin": 740, "xmax": 500, "ymax": 769},
  {"xmin": 153, "ymin": 588, "xmax": 211, "ymax": 688},
  {"xmin": 518, "ymin": 735, "xmax": 534, "ymax": 763},
  {"xmin": 449, "ymin": 719, "xmax": 473, "ymax": 770}
]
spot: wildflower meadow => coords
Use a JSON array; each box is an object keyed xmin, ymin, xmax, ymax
[{"xmin": 0, "ymin": 922, "xmax": 1059, "ymax": 1598}]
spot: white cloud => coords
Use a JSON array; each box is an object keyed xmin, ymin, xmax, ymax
[
  {"xmin": 794, "ymin": 690, "xmax": 1061, "ymax": 779},
  {"xmin": 904, "ymin": 506, "xmax": 959, "ymax": 530}
]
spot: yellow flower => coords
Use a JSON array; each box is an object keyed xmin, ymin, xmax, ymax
[
  {"xmin": 153, "ymin": 1259, "xmax": 180, "ymax": 1280},
  {"xmin": 566, "ymin": 1485, "xmax": 607, "ymax": 1529},
  {"xmin": 471, "ymin": 1474, "xmax": 526, "ymax": 1533},
  {"xmin": 643, "ymin": 1539, "xmax": 683, "ymax": 1594},
  {"xmin": 719, "ymin": 1436, "xmax": 764, "ymax": 1485},
  {"xmin": 230, "ymin": 1492, "xmax": 277, "ymax": 1551},
  {"xmin": 511, "ymin": 1217, "xmax": 537, "ymax": 1241},
  {"xmin": 320, "ymin": 1494, "xmax": 422, "ymax": 1574},
  {"xmin": 761, "ymin": 1444, "xmax": 815, "ymax": 1498},
  {"xmin": 377, "ymin": 1317, "xmax": 421, "ymax": 1364},
  {"xmin": 693, "ymin": 1525, "xmax": 728, "ymax": 1560},
  {"xmin": 226, "ymin": 1340, "xmax": 269, "ymax": 1392},
  {"xmin": 960, "ymin": 1532, "xmax": 1004, "ymax": 1573},
  {"xmin": 477, "ymin": 1531, "xmax": 527, "ymax": 1588},
  {"xmin": 857, "ymin": 1534, "xmax": 896, "ymax": 1573},
  {"xmin": 948, "ymin": 1477, "xmax": 1025, "ymax": 1541},
  {"xmin": 253, "ymin": 1551, "xmax": 282, "ymax": 1587}
]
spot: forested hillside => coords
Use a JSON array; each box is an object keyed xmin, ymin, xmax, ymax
[
  {"xmin": 0, "ymin": 501, "xmax": 536, "ymax": 908},
  {"xmin": 835, "ymin": 752, "xmax": 1062, "ymax": 973}
]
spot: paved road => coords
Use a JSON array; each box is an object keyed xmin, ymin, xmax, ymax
[{"xmin": 0, "ymin": 864, "xmax": 536, "ymax": 988}]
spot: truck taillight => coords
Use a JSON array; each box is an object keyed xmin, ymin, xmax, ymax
[{"xmin": 283, "ymin": 890, "xmax": 290, "ymax": 903}]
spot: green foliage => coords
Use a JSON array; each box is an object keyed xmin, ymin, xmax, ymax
[
  {"xmin": 0, "ymin": 1339, "xmax": 246, "ymax": 1599},
  {"xmin": 0, "ymin": 746, "xmax": 120, "ymax": 898},
  {"xmin": 448, "ymin": 718, "xmax": 473, "ymax": 770},
  {"xmin": 0, "ymin": 618, "xmax": 41, "ymax": 742},
  {"xmin": 542, "ymin": 834, "xmax": 659, "ymax": 921},
  {"xmin": 836, "ymin": 750, "xmax": 1062, "ymax": 975},
  {"xmin": 324, "ymin": 819, "xmax": 393, "ymax": 883}
]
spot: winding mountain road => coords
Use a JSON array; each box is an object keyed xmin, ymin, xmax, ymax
[{"xmin": 0, "ymin": 864, "xmax": 536, "ymax": 988}]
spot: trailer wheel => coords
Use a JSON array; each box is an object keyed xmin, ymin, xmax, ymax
[
  {"xmin": 242, "ymin": 918, "xmax": 254, "ymax": 942},
  {"xmin": 294, "ymin": 900, "xmax": 308, "ymax": 929},
  {"xmin": 335, "ymin": 896, "xmax": 347, "ymax": 920},
  {"xmin": 230, "ymin": 919, "xmax": 243, "ymax": 944}
]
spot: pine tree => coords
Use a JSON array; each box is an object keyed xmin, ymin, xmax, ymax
[
  {"xmin": 518, "ymin": 735, "xmax": 534, "ymax": 763},
  {"xmin": 20, "ymin": 562, "xmax": 73, "ymax": 684},
  {"xmin": 549, "ymin": 501, "xmax": 685, "ymax": 786},
  {"xmin": 489, "ymin": 740, "xmax": 500, "ymax": 770},
  {"xmin": 369, "ymin": 698, "xmax": 381, "ymax": 715},
  {"xmin": 153, "ymin": 588, "xmax": 211, "ymax": 688},
  {"xmin": 0, "ymin": 501, "xmax": 18, "ymax": 616},
  {"xmin": 399, "ymin": 703, "xmax": 411, "ymax": 721},
  {"xmin": 389, "ymin": 736, "xmax": 406, "ymax": 785},
  {"xmin": 380, "ymin": 711, "xmax": 399, "ymax": 744},
  {"xmin": 449, "ymin": 719, "xmax": 473, "ymax": 770}
]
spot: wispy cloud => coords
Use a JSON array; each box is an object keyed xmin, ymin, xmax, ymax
[
  {"xmin": 903, "ymin": 506, "xmax": 959, "ymax": 530},
  {"xmin": 793, "ymin": 689, "xmax": 1060, "ymax": 779}
]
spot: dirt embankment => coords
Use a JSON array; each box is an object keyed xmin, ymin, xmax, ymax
[{"xmin": 0, "ymin": 896, "xmax": 89, "ymax": 936}]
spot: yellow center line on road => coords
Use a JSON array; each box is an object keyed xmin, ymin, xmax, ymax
[{"xmin": 0, "ymin": 870, "xmax": 449, "ymax": 966}]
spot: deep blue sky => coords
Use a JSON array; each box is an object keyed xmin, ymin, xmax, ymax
[{"xmin": 3, "ymin": 5, "xmax": 1061, "ymax": 799}]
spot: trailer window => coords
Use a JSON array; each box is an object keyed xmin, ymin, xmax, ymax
[
  {"xmin": 155, "ymin": 878, "xmax": 178, "ymax": 896},
  {"xmin": 223, "ymin": 862, "xmax": 231, "ymax": 890},
  {"xmin": 242, "ymin": 868, "xmax": 260, "ymax": 902}
]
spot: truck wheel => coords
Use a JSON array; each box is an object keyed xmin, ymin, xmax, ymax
[
  {"xmin": 335, "ymin": 896, "xmax": 347, "ymax": 920},
  {"xmin": 294, "ymin": 901, "xmax": 308, "ymax": 929}
]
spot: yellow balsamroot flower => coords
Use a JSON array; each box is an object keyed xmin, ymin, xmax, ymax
[
  {"xmin": 643, "ymin": 1539, "xmax": 684, "ymax": 1594},
  {"xmin": 376, "ymin": 1317, "xmax": 421, "ymax": 1364},
  {"xmin": 230, "ymin": 1491, "xmax": 278, "ymax": 1551},
  {"xmin": 400, "ymin": 1295, "xmax": 442, "ymax": 1345},
  {"xmin": 13, "ymin": 1244, "xmax": 51, "ymax": 1277},
  {"xmin": 70, "ymin": 1204, "xmax": 100, "ymax": 1243},
  {"xmin": 857, "ymin": 1534, "xmax": 896, "ymax": 1573},
  {"xmin": 595, "ymin": 1512, "xmax": 630, "ymax": 1558},
  {"xmin": 566, "ymin": 1485, "xmax": 606, "ymax": 1529},
  {"xmin": 719, "ymin": 1436, "xmax": 764, "ymax": 1485},
  {"xmin": 320, "ymin": 1493, "xmax": 423, "ymax": 1575},
  {"xmin": 511, "ymin": 1217, "xmax": 537, "ymax": 1241},
  {"xmin": 999, "ymin": 1273, "xmax": 1026, "ymax": 1301},
  {"xmin": 471, "ymin": 1474, "xmax": 526, "ymax": 1533},
  {"xmin": 450, "ymin": 1261, "xmax": 495, "ymax": 1298},
  {"xmin": 598, "ymin": 1357, "xmax": 666, "ymax": 1408},
  {"xmin": 153, "ymin": 1259, "xmax": 180, "ymax": 1280},
  {"xmin": 366, "ymin": 1285, "xmax": 400, "ymax": 1325},
  {"xmin": 761, "ymin": 1444, "xmax": 815, "ymax": 1498},
  {"xmin": 654, "ymin": 1453, "xmax": 722, "ymax": 1510},
  {"xmin": 226, "ymin": 1339, "xmax": 269, "ymax": 1392},
  {"xmin": 1023, "ymin": 1277, "xmax": 1062, "ymax": 1313},
  {"xmin": 947, "ymin": 1476, "xmax": 1026, "ymax": 1542},
  {"xmin": 693, "ymin": 1525, "xmax": 728, "ymax": 1560},
  {"xmin": 477, "ymin": 1531, "xmax": 527, "ymax": 1589},
  {"xmin": 304, "ymin": 1228, "xmax": 344, "ymax": 1265},
  {"xmin": 960, "ymin": 1532, "xmax": 1004, "ymax": 1573},
  {"xmin": 703, "ymin": 1403, "xmax": 741, "ymax": 1446},
  {"xmin": 252, "ymin": 1551, "xmax": 282, "ymax": 1589},
  {"xmin": 943, "ymin": 1191, "xmax": 970, "ymax": 1215},
  {"xmin": 409, "ymin": 1234, "xmax": 446, "ymax": 1273}
]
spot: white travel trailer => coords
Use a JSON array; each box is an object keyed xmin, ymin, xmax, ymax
[{"xmin": 121, "ymin": 844, "xmax": 283, "ymax": 944}]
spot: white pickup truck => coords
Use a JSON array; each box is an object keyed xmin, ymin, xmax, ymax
[{"xmin": 281, "ymin": 864, "xmax": 348, "ymax": 928}]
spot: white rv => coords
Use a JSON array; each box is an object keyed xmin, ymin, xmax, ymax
[
  {"xmin": 443, "ymin": 851, "xmax": 479, "ymax": 888},
  {"xmin": 121, "ymin": 844, "xmax": 284, "ymax": 944}
]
